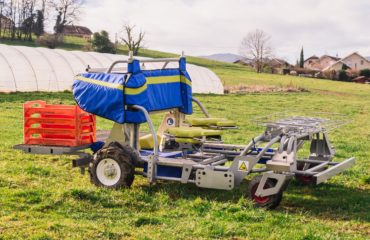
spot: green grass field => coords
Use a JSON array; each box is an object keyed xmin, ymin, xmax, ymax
[{"xmin": 0, "ymin": 38, "xmax": 369, "ymax": 239}]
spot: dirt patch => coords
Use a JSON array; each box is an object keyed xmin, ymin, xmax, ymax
[{"xmin": 224, "ymin": 84, "xmax": 308, "ymax": 94}]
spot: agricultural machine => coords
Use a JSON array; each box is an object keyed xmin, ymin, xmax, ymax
[{"xmin": 14, "ymin": 53, "xmax": 355, "ymax": 209}]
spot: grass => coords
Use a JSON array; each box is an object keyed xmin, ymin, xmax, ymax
[{"xmin": 0, "ymin": 39, "xmax": 370, "ymax": 239}]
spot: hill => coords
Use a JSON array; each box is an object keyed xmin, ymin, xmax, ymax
[{"xmin": 199, "ymin": 53, "xmax": 245, "ymax": 63}]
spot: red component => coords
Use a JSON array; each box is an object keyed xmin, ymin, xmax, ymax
[
  {"xmin": 24, "ymin": 100, "xmax": 96, "ymax": 147},
  {"xmin": 251, "ymin": 183, "xmax": 270, "ymax": 204}
]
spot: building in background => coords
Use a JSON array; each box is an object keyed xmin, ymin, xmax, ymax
[
  {"xmin": 304, "ymin": 55, "xmax": 340, "ymax": 71},
  {"xmin": 0, "ymin": 15, "xmax": 14, "ymax": 29},
  {"xmin": 62, "ymin": 25, "xmax": 93, "ymax": 39},
  {"xmin": 323, "ymin": 52, "xmax": 370, "ymax": 72}
]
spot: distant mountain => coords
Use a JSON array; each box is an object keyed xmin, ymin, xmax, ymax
[
  {"xmin": 367, "ymin": 56, "xmax": 370, "ymax": 61},
  {"xmin": 199, "ymin": 53, "xmax": 245, "ymax": 63}
]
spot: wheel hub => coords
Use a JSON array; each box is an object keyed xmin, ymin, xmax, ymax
[
  {"xmin": 104, "ymin": 164, "xmax": 117, "ymax": 179},
  {"xmin": 96, "ymin": 158, "xmax": 121, "ymax": 186},
  {"xmin": 252, "ymin": 184, "xmax": 270, "ymax": 204}
]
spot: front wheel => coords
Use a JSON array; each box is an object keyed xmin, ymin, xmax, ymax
[
  {"xmin": 247, "ymin": 175, "xmax": 283, "ymax": 209},
  {"xmin": 89, "ymin": 142, "xmax": 136, "ymax": 189}
]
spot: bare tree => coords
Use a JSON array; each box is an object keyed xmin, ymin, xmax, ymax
[
  {"xmin": 9, "ymin": 0, "xmax": 16, "ymax": 39},
  {"xmin": 239, "ymin": 29, "xmax": 272, "ymax": 73},
  {"xmin": 37, "ymin": 0, "xmax": 47, "ymax": 27},
  {"xmin": 49, "ymin": 0, "xmax": 84, "ymax": 34},
  {"xmin": 121, "ymin": 24, "xmax": 145, "ymax": 55},
  {"xmin": 21, "ymin": 0, "xmax": 37, "ymax": 41},
  {"xmin": 40, "ymin": 0, "xmax": 45, "ymax": 14},
  {"xmin": 0, "ymin": 0, "xmax": 4, "ymax": 38}
]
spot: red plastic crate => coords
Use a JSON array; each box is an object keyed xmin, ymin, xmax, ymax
[{"xmin": 24, "ymin": 100, "xmax": 96, "ymax": 147}]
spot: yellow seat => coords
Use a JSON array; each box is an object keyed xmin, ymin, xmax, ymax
[
  {"xmin": 139, "ymin": 134, "xmax": 161, "ymax": 149},
  {"xmin": 187, "ymin": 117, "xmax": 236, "ymax": 127},
  {"xmin": 166, "ymin": 127, "xmax": 222, "ymax": 138}
]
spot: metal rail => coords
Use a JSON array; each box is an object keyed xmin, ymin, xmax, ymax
[
  {"xmin": 254, "ymin": 111, "xmax": 350, "ymax": 135},
  {"xmin": 240, "ymin": 134, "xmax": 265, "ymax": 156},
  {"xmin": 256, "ymin": 136, "xmax": 281, "ymax": 160},
  {"xmin": 107, "ymin": 58, "xmax": 180, "ymax": 73},
  {"xmin": 314, "ymin": 157, "xmax": 355, "ymax": 184},
  {"xmin": 131, "ymin": 105, "xmax": 158, "ymax": 156},
  {"xmin": 192, "ymin": 97, "xmax": 210, "ymax": 118}
]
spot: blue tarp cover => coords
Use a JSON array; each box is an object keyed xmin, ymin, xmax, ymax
[{"xmin": 73, "ymin": 58, "xmax": 192, "ymax": 124}]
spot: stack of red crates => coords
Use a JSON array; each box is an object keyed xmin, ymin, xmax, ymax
[{"xmin": 24, "ymin": 100, "xmax": 96, "ymax": 147}]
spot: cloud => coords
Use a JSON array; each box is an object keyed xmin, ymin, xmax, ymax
[{"xmin": 80, "ymin": 0, "xmax": 370, "ymax": 62}]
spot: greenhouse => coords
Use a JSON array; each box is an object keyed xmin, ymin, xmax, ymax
[{"xmin": 0, "ymin": 44, "xmax": 224, "ymax": 94}]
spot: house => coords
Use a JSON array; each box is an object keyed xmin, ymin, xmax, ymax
[
  {"xmin": 234, "ymin": 57, "xmax": 291, "ymax": 74},
  {"xmin": 303, "ymin": 55, "xmax": 319, "ymax": 70},
  {"xmin": 304, "ymin": 55, "xmax": 340, "ymax": 71},
  {"xmin": 233, "ymin": 58, "xmax": 253, "ymax": 66},
  {"xmin": 266, "ymin": 58, "xmax": 291, "ymax": 69},
  {"xmin": 323, "ymin": 52, "xmax": 370, "ymax": 72},
  {"xmin": 62, "ymin": 25, "xmax": 93, "ymax": 39},
  {"xmin": 0, "ymin": 15, "xmax": 14, "ymax": 29}
]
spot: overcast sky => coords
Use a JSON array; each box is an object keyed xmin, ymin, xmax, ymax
[{"xmin": 80, "ymin": 0, "xmax": 370, "ymax": 63}]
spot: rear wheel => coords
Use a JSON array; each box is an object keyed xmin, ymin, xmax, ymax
[
  {"xmin": 89, "ymin": 142, "xmax": 137, "ymax": 189},
  {"xmin": 248, "ymin": 175, "xmax": 283, "ymax": 209},
  {"xmin": 295, "ymin": 163, "xmax": 317, "ymax": 185}
]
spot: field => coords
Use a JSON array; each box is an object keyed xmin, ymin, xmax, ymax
[{"xmin": 0, "ymin": 39, "xmax": 370, "ymax": 239}]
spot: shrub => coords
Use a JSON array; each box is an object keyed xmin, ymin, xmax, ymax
[
  {"xmin": 360, "ymin": 68, "xmax": 370, "ymax": 77},
  {"xmin": 262, "ymin": 65, "xmax": 273, "ymax": 73},
  {"xmin": 290, "ymin": 67, "xmax": 318, "ymax": 75},
  {"xmin": 36, "ymin": 34, "xmax": 63, "ymax": 49},
  {"xmin": 82, "ymin": 43, "xmax": 93, "ymax": 51},
  {"xmin": 91, "ymin": 30, "xmax": 116, "ymax": 54},
  {"xmin": 322, "ymin": 70, "xmax": 336, "ymax": 80},
  {"xmin": 338, "ymin": 70, "xmax": 350, "ymax": 81}
]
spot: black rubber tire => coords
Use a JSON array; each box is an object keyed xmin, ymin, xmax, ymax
[
  {"xmin": 248, "ymin": 175, "xmax": 283, "ymax": 210},
  {"xmin": 89, "ymin": 142, "xmax": 137, "ymax": 189}
]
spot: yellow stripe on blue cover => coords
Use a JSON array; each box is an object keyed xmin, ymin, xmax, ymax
[
  {"xmin": 125, "ymin": 75, "xmax": 191, "ymax": 95},
  {"xmin": 125, "ymin": 85, "xmax": 147, "ymax": 95},
  {"xmin": 146, "ymin": 75, "xmax": 192, "ymax": 86},
  {"xmin": 76, "ymin": 75, "xmax": 191, "ymax": 95},
  {"xmin": 75, "ymin": 76, "xmax": 124, "ymax": 90}
]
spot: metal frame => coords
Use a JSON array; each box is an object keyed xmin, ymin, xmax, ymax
[
  {"xmin": 129, "ymin": 101, "xmax": 354, "ymax": 196},
  {"xmin": 14, "ymin": 96, "xmax": 356, "ymax": 199},
  {"xmin": 13, "ymin": 54, "xmax": 355, "ymax": 204},
  {"xmin": 123, "ymin": 101, "xmax": 354, "ymax": 194},
  {"xmin": 87, "ymin": 52, "xmax": 187, "ymax": 74}
]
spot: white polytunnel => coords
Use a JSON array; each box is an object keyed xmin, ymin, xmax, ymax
[{"xmin": 0, "ymin": 44, "xmax": 224, "ymax": 94}]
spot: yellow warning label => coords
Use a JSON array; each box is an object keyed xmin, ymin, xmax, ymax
[{"xmin": 239, "ymin": 161, "xmax": 248, "ymax": 171}]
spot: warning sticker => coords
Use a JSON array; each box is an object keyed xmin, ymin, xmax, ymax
[{"xmin": 238, "ymin": 161, "xmax": 248, "ymax": 171}]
